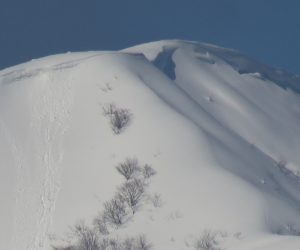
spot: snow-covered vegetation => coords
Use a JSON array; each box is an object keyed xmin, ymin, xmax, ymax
[{"xmin": 1, "ymin": 40, "xmax": 300, "ymax": 250}]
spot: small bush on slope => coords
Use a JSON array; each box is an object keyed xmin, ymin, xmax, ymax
[
  {"xmin": 102, "ymin": 195, "xmax": 127, "ymax": 227},
  {"xmin": 103, "ymin": 103, "xmax": 132, "ymax": 134},
  {"xmin": 53, "ymin": 224, "xmax": 153, "ymax": 250},
  {"xmin": 116, "ymin": 158, "xmax": 141, "ymax": 181},
  {"xmin": 118, "ymin": 178, "xmax": 145, "ymax": 214},
  {"xmin": 72, "ymin": 221, "xmax": 100, "ymax": 250},
  {"xmin": 141, "ymin": 164, "xmax": 156, "ymax": 179},
  {"xmin": 93, "ymin": 159, "xmax": 156, "ymax": 234},
  {"xmin": 52, "ymin": 159, "xmax": 156, "ymax": 249},
  {"xmin": 149, "ymin": 193, "xmax": 163, "ymax": 208},
  {"xmin": 134, "ymin": 234, "xmax": 153, "ymax": 250},
  {"xmin": 93, "ymin": 215, "xmax": 109, "ymax": 235},
  {"xmin": 194, "ymin": 230, "xmax": 221, "ymax": 250}
]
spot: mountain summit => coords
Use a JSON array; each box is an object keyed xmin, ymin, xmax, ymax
[{"xmin": 1, "ymin": 40, "xmax": 300, "ymax": 250}]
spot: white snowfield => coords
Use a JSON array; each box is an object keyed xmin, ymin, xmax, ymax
[{"xmin": 1, "ymin": 40, "xmax": 300, "ymax": 250}]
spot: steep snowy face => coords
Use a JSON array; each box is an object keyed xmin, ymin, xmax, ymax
[
  {"xmin": 125, "ymin": 41, "xmax": 300, "ymax": 182},
  {"xmin": 125, "ymin": 40, "xmax": 300, "ymax": 167},
  {"xmin": 0, "ymin": 41, "xmax": 300, "ymax": 250}
]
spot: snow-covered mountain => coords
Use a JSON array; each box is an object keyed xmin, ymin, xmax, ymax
[{"xmin": 1, "ymin": 40, "xmax": 300, "ymax": 250}]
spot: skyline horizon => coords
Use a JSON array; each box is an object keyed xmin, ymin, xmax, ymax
[{"xmin": 1, "ymin": 0, "xmax": 300, "ymax": 75}]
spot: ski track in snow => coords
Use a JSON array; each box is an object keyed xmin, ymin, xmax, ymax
[
  {"xmin": 3, "ymin": 70, "xmax": 74, "ymax": 250},
  {"xmin": 31, "ymin": 78, "xmax": 73, "ymax": 250}
]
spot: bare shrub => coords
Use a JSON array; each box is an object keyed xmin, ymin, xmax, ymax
[
  {"xmin": 122, "ymin": 237, "xmax": 135, "ymax": 250},
  {"xmin": 110, "ymin": 235, "xmax": 152, "ymax": 250},
  {"xmin": 116, "ymin": 158, "xmax": 141, "ymax": 181},
  {"xmin": 97, "ymin": 235, "xmax": 152, "ymax": 250},
  {"xmin": 103, "ymin": 195, "xmax": 127, "ymax": 227},
  {"xmin": 150, "ymin": 193, "xmax": 163, "ymax": 208},
  {"xmin": 98, "ymin": 237, "xmax": 125, "ymax": 250},
  {"xmin": 135, "ymin": 234, "xmax": 152, "ymax": 250},
  {"xmin": 50, "ymin": 233, "xmax": 76, "ymax": 250},
  {"xmin": 53, "ymin": 229, "xmax": 153, "ymax": 250},
  {"xmin": 97, "ymin": 238, "xmax": 108, "ymax": 250},
  {"xmin": 93, "ymin": 214, "xmax": 109, "ymax": 235},
  {"xmin": 110, "ymin": 109, "xmax": 131, "ymax": 134},
  {"xmin": 118, "ymin": 178, "xmax": 145, "ymax": 214},
  {"xmin": 103, "ymin": 103, "xmax": 132, "ymax": 134},
  {"xmin": 71, "ymin": 221, "xmax": 100, "ymax": 250},
  {"xmin": 194, "ymin": 230, "xmax": 220, "ymax": 250},
  {"xmin": 141, "ymin": 164, "xmax": 156, "ymax": 179},
  {"xmin": 108, "ymin": 238, "xmax": 122, "ymax": 250}
]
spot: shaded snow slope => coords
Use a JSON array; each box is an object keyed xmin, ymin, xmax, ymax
[{"xmin": 1, "ymin": 40, "xmax": 300, "ymax": 250}]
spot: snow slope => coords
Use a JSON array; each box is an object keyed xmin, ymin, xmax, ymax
[{"xmin": 1, "ymin": 40, "xmax": 300, "ymax": 250}]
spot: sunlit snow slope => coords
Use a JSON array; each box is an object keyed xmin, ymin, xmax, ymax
[{"xmin": 1, "ymin": 40, "xmax": 300, "ymax": 250}]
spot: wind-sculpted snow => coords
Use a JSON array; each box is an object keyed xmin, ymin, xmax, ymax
[
  {"xmin": 1, "ymin": 40, "xmax": 300, "ymax": 250},
  {"xmin": 122, "ymin": 51, "xmax": 300, "ymax": 216},
  {"xmin": 205, "ymin": 48, "xmax": 300, "ymax": 94},
  {"xmin": 126, "ymin": 40, "xmax": 300, "ymax": 94},
  {"xmin": 152, "ymin": 47, "xmax": 177, "ymax": 80}
]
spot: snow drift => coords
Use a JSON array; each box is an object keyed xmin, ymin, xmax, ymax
[{"xmin": 1, "ymin": 40, "xmax": 300, "ymax": 250}]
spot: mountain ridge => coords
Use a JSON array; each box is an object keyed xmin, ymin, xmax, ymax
[{"xmin": 1, "ymin": 40, "xmax": 300, "ymax": 250}]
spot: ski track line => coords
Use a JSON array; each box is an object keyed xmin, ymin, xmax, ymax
[
  {"xmin": 31, "ymin": 74, "xmax": 73, "ymax": 250},
  {"xmin": 6, "ymin": 71, "xmax": 74, "ymax": 250}
]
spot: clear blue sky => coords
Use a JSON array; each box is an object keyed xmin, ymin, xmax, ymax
[{"xmin": 1, "ymin": 0, "xmax": 300, "ymax": 74}]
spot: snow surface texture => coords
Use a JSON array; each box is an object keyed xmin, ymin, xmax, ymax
[{"xmin": 1, "ymin": 40, "xmax": 300, "ymax": 249}]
